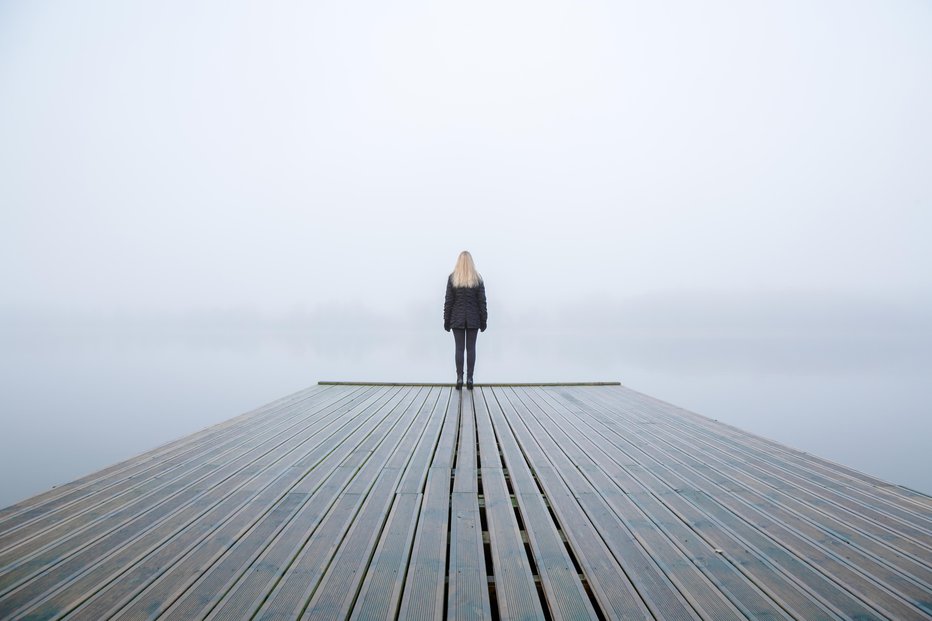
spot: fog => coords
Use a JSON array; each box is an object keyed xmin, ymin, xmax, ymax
[{"xmin": 1, "ymin": 1, "xmax": 931, "ymax": 505}]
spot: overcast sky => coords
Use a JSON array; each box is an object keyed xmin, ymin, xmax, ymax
[{"xmin": 2, "ymin": 0, "xmax": 930, "ymax": 328}]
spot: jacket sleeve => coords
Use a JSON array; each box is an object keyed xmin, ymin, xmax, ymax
[
  {"xmin": 478, "ymin": 281, "xmax": 488, "ymax": 330},
  {"xmin": 443, "ymin": 277, "xmax": 454, "ymax": 330}
]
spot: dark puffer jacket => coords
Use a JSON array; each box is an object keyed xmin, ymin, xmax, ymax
[{"xmin": 444, "ymin": 275, "xmax": 487, "ymax": 331}]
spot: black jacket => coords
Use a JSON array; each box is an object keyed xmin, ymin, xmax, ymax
[{"xmin": 444, "ymin": 276, "xmax": 487, "ymax": 331}]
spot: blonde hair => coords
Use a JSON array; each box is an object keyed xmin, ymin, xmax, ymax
[{"xmin": 451, "ymin": 251, "xmax": 482, "ymax": 288}]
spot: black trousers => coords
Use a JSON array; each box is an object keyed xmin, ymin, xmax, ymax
[{"xmin": 452, "ymin": 328, "xmax": 478, "ymax": 379}]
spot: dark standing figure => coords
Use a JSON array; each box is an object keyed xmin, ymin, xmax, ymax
[{"xmin": 443, "ymin": 250, "xmax": 487, "ymax": 390}]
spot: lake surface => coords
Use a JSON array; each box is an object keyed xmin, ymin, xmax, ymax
[{"xmin": 1, "ymin": 329, "xmax": 930, "ymax": 508}]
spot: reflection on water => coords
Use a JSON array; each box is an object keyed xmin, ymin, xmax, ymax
[{"xmin": 1, "ymin": 330, "xmax": 930, "ymax": 507}]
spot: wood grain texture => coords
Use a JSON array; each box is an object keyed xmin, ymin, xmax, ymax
[{"xmin": 1, "ymin": 383, "xmax": 929, "ymax": 620}]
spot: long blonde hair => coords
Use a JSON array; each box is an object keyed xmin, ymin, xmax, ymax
[{"xmin": 451, "ymin": 251, "xmax": 482, "ymax": 288}]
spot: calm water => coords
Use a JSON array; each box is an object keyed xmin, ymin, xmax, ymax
[{"xmin": 1, "ymin": 330, "xmax": 930, "ymax": 508}]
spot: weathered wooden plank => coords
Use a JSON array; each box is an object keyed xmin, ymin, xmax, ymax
[
  {"xmin": 110, "ymin": 493, "xmax": 303, "ymax": 619},
  {"xmin": 199, "ymin": 386, "xmax": 423, "ymax": 621},
  {"xmin": 615, "ymin": 385, "xmax": 932, "ymax": 513},
  {"xmin": 474, "ymin": 388, "xmax": 546, "ymax": 621},
  {"xmin": 297, "ymin": 468, "xmax": 406, "ymax": 621},
  {"xmin": 249, "ymin": 386, "xmax": 430, "ymax": 621},
  {"xmin": 397, "ymin": 389, "xmax": 449, "ymax": 493},
  {"xmin": 349, "ymin": 492, "xmax": 423, "ymax": 621},
  {"xmin": 106, "ymin": 387, "xmax": 402, "ymax": 621},
  {"xmin": 481, "ymin": 471, "xmax": 545, "ymax": 621},
  {"xmin": 568, "ymin": 386, "xmax": 932, "ymax": 618},
  {"xmin": 526, "ymin": 386, "xmax": 794, "ymax": 621},
  {"xmin": 71, "ymin": 387, "xmax": 415, "ymax": 621},
  {"xmin": 2, "ymin": 382, "xmax": 929, "ymax": 621},
  {"xmin": 430, "ymin": 389, "xmax": 460, "ymax": 471},
  {"xmin": 0, "ymin": 387, "xmax": 391, "ymax": 618},
  {"xmin": 519, "ymin": 386, "xmax": 748, "ymax": 621},
  {"xmin": 581, "ymin": 386, "xmax": 932, "ymax": 574},
  {"xmin": 453, "ymin": 391, "xmax": 477, "ymax": 496},
  {"xmin": 499, "ymin": 387, "xmax": 698, "ymax": 621},
  {"xmin": 640, "ymin": 416, "xmax": 932, "ymax": 581},
  {"xmin": 4, "ymin": 388, "xmax": 403, "ymax": 621},
  {"xmin": 447, "ymin": 391, "xmax": 492, "ymax": 621},
  {"xmin": 348, "ymin": 388, "xmax": 450, "ymax": 621},
  {"xmin": 301, "ymin": 388, "xmax": 446, "ymax": 620},
  {"xmin": 557, "ymin": 386, "xmax": 905, "ymax": 620},
  {"xmin": 474, "ymin": 388, "xmax": 502, "ymax": 469},
  {"xmin": 395, "ymin": 388, "xmax": 458, "ymax": 621},
  {"xmin": 0, "ymin": 385, "xmax": 362, "ymax": 559},
  {"xmin": 0, "ymin": 385, "xmax": 370, "ymax": 582},
  {"xmin": 448, "ymin": 492, "xmax": 491, "ymax": 620},
  {"xmin": 594, "ymin": 387, "xmax": 932, "ymax": 543},
  {"xmin": 101, "ymin": 388, "xmax": 402, "ymax": 621},
  {"xmin": 484, "ymin": 388, "xmax": 599, "ymax": 621},
  {"xmin": 0, "ymin": 384, "xmax": 331, "ymax": 528},
  {"xmin": 615, "ymin": 460, "xmax": 847, "ymax": 620},
  {"xmin": 583, "ymin": 389, "xmax": 932, "ymax": 612},
  {"xmin": 397, "ymin": 468, "xmax": 451, "ymax": 621}
]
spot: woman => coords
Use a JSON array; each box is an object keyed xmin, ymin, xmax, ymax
[{"xmin": 443, "ymin": 250, "xmax": 487, "ymax": 390}]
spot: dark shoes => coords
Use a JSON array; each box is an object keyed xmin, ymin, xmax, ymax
[
  {"xmin": 455, "ymin": 377, "xmax": 463, "ymax": 391},
  {"xmin": 466, "ymin": 378, "xmax": 474, "ymax": 390}
]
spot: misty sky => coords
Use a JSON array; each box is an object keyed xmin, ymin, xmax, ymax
[{"xmin": 2, "ymin": 0, "xmax": 931, "ymax": 323}]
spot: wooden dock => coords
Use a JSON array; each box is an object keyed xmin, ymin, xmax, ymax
[{"xmin": 1, "ymin": 383, "xmax": 930, "ymax": 620}]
